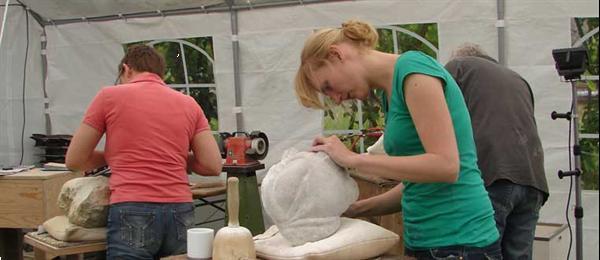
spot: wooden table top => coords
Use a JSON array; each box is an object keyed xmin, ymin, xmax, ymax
[
  {"xmin": 0, "ymin": 168, "xmax": 75, "ymax": 180},
  {"xmin": 190, "ymin": 180, "xmax": 227, "ymax": 198},
  {"xmin": 347, "ymin": 168, "xmax": 400, "ymax": 188}
]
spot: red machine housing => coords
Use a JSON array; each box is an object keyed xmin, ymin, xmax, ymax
[{"xmin": 220, "ymin": 131, "xmax": 268, "ymax": 166}]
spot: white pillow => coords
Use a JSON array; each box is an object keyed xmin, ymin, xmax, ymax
[
  {"xmin": 254, "ymin": 217, "xmax": 399, "ymax": 260},
  {"xmin": 43, "ymin": 215, "xmax": 107, "ymax": 242}
]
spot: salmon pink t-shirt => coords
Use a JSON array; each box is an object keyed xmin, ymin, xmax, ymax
[{"xmin": 83, "ymin": 72, "xmax": 210, "ymax": 204}]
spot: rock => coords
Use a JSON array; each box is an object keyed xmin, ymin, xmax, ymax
[{"xmin": 58, "ymin": 176, "xmax": 109, "ymax": 228}]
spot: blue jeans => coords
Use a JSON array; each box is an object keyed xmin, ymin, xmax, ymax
[
  {"xmin": 106, "ymin": 202, "xmax": 195, "ymax": 260},
  {"xmin": 486, "ymin": 180, "xmax": 545, "ymax": 260},
  {"xmin": 405, "ymin": 239, "xmax": 502, "ymax": 259}
]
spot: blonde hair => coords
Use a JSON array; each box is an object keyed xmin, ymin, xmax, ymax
[
  {"xmin": 450, "ymin": 42, "xmax": 489, "ymax": 59},
  {"xmin": 295, "ymin": 20, "xmax": 379, "ymax": 109}
]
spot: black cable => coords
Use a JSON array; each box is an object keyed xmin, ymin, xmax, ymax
[
  {"xmin": 566, "ymin": 177, "xmax": 573, "ymax": 260},
  {"xmin": 565, "ymin": 87, "xmax": 574, "ymax": 260},
  {"xmin": 18, "ymin": 6, "xmax": 29, "ymax": 165}
]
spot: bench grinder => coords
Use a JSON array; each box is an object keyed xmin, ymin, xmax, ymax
[{"xmin": 217, "ymin": 131, "xmax": 268, "ymax": 235}]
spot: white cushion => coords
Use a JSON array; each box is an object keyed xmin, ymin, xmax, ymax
[
  {"xmin": 43, "ymin": 215, "xmax": 107, "ymax": 242},
  {"xmin": 254, "ymin": 217, "xmax": 399, "ymax": 260}
]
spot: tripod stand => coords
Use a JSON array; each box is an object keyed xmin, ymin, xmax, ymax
[{"xmin": 551, "ymin": 46, "xmax": 588, "ymax": 260}]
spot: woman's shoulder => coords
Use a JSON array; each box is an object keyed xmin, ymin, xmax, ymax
[
  {"xmin": 398, "ymin": 50, "xmax": 436, "ymax": 65},
  {"xmin": 395, "ymin": 51, "xmax": 444, "ymax": 77}
]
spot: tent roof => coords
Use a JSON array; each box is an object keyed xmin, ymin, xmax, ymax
[{"xmin": 16, "ymin": 0, "xmax": 330, "ymax": 25}]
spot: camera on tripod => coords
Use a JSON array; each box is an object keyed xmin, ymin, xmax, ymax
[{"xmin": 552, "ymin": 46, "xmax": 589, "ymax": 81}]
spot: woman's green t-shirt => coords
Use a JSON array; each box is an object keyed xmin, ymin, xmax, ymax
[{"xmin": 381, "ymin": 51, "xmax": 499, "ymax": 249}]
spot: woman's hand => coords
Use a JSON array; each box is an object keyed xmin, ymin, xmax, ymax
[
  {"xmin": 342, "ymin": 201, "xmax": 362, "ymax": 218},
  {"xmin": 310, "ymin": 135, "xmax": 360, "ymax": 168},
  {"xmin": 343, "ymin": 183, "xmax": 405, "ymax": 218}
]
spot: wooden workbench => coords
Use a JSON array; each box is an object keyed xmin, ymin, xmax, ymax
[
  {"xmin": 24, "ymin": 232, "xmax": 106, "ymax": 260},
  {"xmin": 0, "ymin": 168, "xmax": 80, "ymax": 228},
  {"xmin": 0, "ymin": 168, "xmax": 81, "ymax": 259}
]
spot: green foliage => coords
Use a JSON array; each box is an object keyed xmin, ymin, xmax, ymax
[
  {"xmin": 188, "ymin": 88, "xmax": 218, "ymax": 129},
  {"xmin": 323, "ymin": 23, "xmax": 439, "ymax": 151},
  {"xmin": 362, "ymin": 91, "xmax": 385, "ymax": 129},
  {"xmin": 377, "ymin": 28, "xmax": 395, "ymax": 54},
  {"xmin": 574, "ymin": 17, "xmax": 599, "ymax": 190},
  {"xmin": 323, "ymin": 99, "xmax": 360, "ymax": 130},
  {"xmin": 579, "ymin": 95, "xmax": 598, "ymax": 190},
  {"xmin": 395, "ymin": 23, "xmax": 439, "ymax": 58},
  {"xmin": 184, "ymin": 38, "xmax": 215, "ymax": 84},
  {"xmin": 581, "ymin": 138, "xmax": 599, "ymax": 190}
]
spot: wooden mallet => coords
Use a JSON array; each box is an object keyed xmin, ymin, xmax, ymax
[{"xmin": 212, "ymin": 177, "xmax": 256, "ymax": 259}]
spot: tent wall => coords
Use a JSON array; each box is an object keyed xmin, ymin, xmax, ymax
[
  {"xmin": 0, "ymin": 5, "xmax": 44, "ymax": 167},
  {"xmin": 42, "ymin": 12, "xmax": 236, "ymax": 132},
  {"xmin": 1, "ymin": 0, "xmax": 598, "ymax": 258}
]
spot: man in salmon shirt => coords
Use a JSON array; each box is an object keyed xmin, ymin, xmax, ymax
[{"xmin": 66, "ymin": 44, "xmax": 222, "ymax": 259}]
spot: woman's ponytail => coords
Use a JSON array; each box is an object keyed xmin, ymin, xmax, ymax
[{"xmin": 341, "ymin": 20, "xmax": 378, "ymax": 49}]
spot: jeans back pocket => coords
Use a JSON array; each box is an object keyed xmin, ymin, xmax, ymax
[
  {"xmin": 120, "ymin": 211, "xmax": 156, "ymax": 248},
  {"xmin": 174, "ymin": 205, "xmax": 195, "ymax": 241}
]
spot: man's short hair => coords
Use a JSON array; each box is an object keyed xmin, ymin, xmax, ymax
[
  {"xmin": 451, "ymin": 43, "xmax": 489, "ymax": 59},
  {"xmin": 119, "ymin": 44, "xmax": 166, "ymax": 78}
]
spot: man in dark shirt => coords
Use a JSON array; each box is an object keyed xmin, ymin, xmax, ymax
[{"xmin": 445, "ymin": 43, "xmax": 549, "ymax": 260}]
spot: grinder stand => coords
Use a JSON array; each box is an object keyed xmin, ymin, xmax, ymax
[
  {"xmin": 223, "ymin": 163, "xmax": 265, "ymax": 236},
  {"xmin": 218, "ymin": 131, "xmax": 269, "ymax": 236}
]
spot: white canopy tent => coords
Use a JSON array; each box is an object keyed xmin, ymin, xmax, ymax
[{"xmin": 1, "ymin": 0, "xmax": 598, "ymax": 258}]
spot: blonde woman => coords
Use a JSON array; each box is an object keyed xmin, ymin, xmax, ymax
[{"xmin": 295, "ymin": 20, "xmax": 501, "ymax": 259}]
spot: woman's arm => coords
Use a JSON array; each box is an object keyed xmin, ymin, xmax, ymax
[
  {"xmin": 312, "ymin": 74, "xmax": 459, "ymax": 183},
  {"xmin": 188, "ymin": 130, "xmax": 223, "ymax": 176},
  {"xmin": 343, "ymin": 183, "xmax": 404, "ymax": 218},
  {"xmin": 65, "ymin": 123, "xmax": 106, "ymax": 172}
]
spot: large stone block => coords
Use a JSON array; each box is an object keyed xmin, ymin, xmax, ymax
[{"xmin": 57, "ymin": 176, "xmax": 109, "ymax": 228}]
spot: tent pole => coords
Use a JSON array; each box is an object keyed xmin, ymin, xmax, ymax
[
  {"xmin": 227, "ymin": 0, "xmax": 244, "ymax": 132},
  {"xmin": 41, "ymin": 28, "xmax": 51, "ymax": 134},
  {"xmin": 496, "ymin": 0, "xmax": 506, "ymax": 65},
  {"xmin": 0, "ymin": 0, "xmax": 10, "ymax": 53}
]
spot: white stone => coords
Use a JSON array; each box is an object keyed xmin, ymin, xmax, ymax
[{"xmin": 260, "ymin": 149, "xmax": 358, "ymax": 246}]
